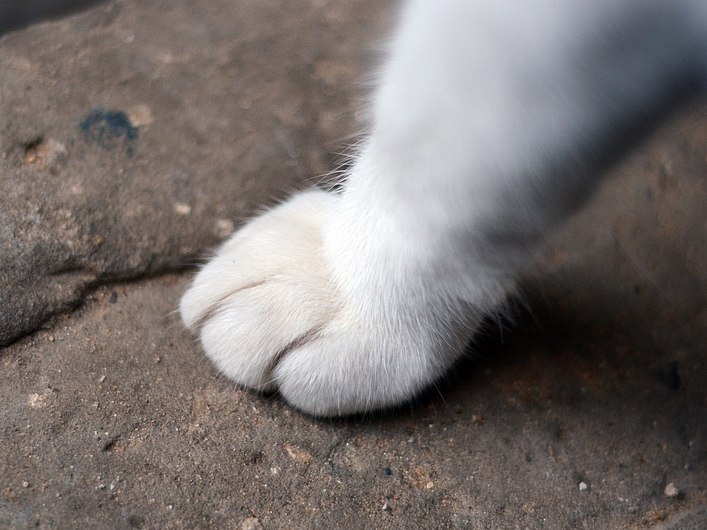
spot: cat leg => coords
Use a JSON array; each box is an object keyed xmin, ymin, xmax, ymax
[{"xmin": 181, "ymin": 0, "xmax": 706, "ymax": 416}]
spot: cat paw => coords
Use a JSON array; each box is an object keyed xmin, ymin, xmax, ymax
[{"xmin": 180, "ymin": 189, "xmax": 479, "ymax": 416}]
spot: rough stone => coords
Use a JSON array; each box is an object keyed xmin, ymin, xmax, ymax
[{"xmin": 0, "ymin": 0, "xmax": 387, "ymax": 345}]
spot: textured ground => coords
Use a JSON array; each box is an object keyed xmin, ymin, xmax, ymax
[{"xmin": 1, "ymin": 1, "xmax": 705, "ymax": 528}]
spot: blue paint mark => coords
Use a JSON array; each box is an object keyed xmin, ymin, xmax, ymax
[{"xmin": 80, "ymin": 108, "xmax": 137, "ymax": 154}]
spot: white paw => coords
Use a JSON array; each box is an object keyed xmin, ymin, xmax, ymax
[{"xmin": 180, "ymin": 189, "xmax": 482, "ymax": 416}]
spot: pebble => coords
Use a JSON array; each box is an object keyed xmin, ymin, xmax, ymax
[
  {"xmin": 22, "ymin": 481, "xmax": 29, "ymax": 488},
  {"xmin": 578, "ymin": 481, "xmax": 588, "ymax": 492},
  {"xmin": 241, "ymin": 517, "xmax": 264, "ymax": 530},
  {"xmin": 664, "ymin": 482, "xmax": 679, "ymax": 497},
  {"xmin": 174, "ymin": 202, "xmax": 192, "ymax": 216},
  {"xmin": 215, "ymin": 218, "xmax": 235, "ymax": 238},
  {"xmin": 426, "ymin": 481, "xmax": 434, "ymax": 489}
]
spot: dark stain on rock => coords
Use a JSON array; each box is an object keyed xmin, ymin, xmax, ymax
[
  {"xmin": 80, "ymin": 108, "xmax": 137, "ymax": 154},
  {"xmin": 655, "ymin": 360, "xmax": 680, "ymax": 391},
  {"xmin": 102, "ymin": 434, "xmax": 121, "ymax": 452},
  {"xmin": 127, "ymin": 514, "xmax": 144, "ymax": 528},
  {"xmin": 249, "ymin": 450, "xmax": 264, "ymax": 464}
]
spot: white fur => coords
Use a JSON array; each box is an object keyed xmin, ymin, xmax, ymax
[{"xmin": 181, "ymin": 0, "xmax": 706, "ymax": 416}]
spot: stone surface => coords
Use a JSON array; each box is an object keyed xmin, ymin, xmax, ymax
[
  {"xmin": 0, "ymin": 0, "xmax": 386, "ymax": 345},
  {"xmin": 1, "ymin": 1, "xmax": 706, "ymax": 529}
]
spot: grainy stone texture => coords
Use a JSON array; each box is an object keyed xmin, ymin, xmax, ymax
[
  {"xmin": 0, "ymin": 0, "xmax": 384, "ymax": 345},
  {"xmin": 1, "ymin": 1, "xmax": 706, "ymax": 529}
]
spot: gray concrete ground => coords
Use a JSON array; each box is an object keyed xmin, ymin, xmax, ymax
[{"xmin": 1, "ymin": 1, "xmax": 705, "ymax": 528}]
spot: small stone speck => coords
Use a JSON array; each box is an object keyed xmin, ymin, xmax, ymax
[
  {"xmin": 241, "ymin": 517, "xmax": 264, "ymax": 530},
  {"xmin": 579, "ymin": 481, "xmax": 588, "ymax": 491},
  {"xmin": 426, "ymin": 481, "xmax": 434, "ymax": 489},
  {"xmin": 127, "ymin": 104, "xmax": 153, "ymax": 127},
  {"xmin": 22, "ymin": 481, "xmax": 29, "ymax": 488},
  {"xmin": 174, "ymin": 202, "xmax": 192, "ymax": 216},
  {"xmin": 98, "ymin": 375, "xmax": 106, "ymax": 383},
  {"xmin": 664, "ymin": 482, "xmax": 679, "ymax": 497},
  {"xmin": 215, "ymin": 218, "xmax": 235, "ymax": 238}
]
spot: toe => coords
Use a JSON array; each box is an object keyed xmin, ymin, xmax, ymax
[{"xmin": 199, "ymin": 276, "xmax": 334, "ymax": 391}]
